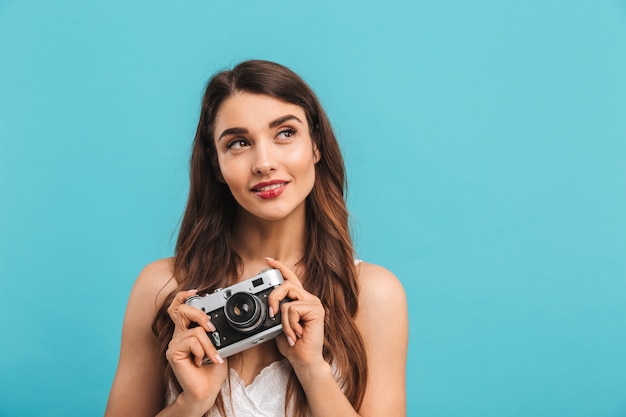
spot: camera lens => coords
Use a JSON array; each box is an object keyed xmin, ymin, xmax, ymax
[{"xmin": 224, "ymin": 292, "xmax": 264, "ymax": 332}]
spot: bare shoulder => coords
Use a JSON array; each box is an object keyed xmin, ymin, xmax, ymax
[
  {"xmin": 130, "ymin": 257, "xmax": 178, "ymax": 314},
  {"xmin": 356, "ymin": 261, "xmax": 407, "ymax": 309},
  {"xmin": 354, "ymin": 261, "xmax": 407, "ymax": 416},
  {"xmin": 354, "ymin": 261, "xmax": 408, "ymax": 349},
  {"xmin": 104, "ymin": 258, "xmax": 177, "ymax": 417},
  {"xmin": 355, "ymin": 262, "xmax": 409, "ymax": 417},
  {"xmin": 119, "ymin": 258, "xmax": 178, "ymax": 357}
]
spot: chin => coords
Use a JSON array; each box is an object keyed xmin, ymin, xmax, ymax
[
  {"xmin": 242, "ymin": 202, "xmax": 306, "ymax": 223},
  {"xmin": 255, "ymin": 210, "xmax": 297, "ymax": 222}
]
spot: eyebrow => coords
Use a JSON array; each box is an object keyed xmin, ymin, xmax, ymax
[
  {"xmin": 217, "ymin": 114, "xmax": 304, "ymax": 142},
  {"xmin": 217, "ymin": 127, "xmax": 248, "ymax": 142},
  {"xmin": 269, "ymin": 114, "xmax": 303, "ymax": 129}
]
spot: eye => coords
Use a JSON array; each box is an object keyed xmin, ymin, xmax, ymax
[
  {"xmin": 276, "ymin": 128, "xmax": 296, "ymax": 141},
  {"xmin": 226, "ymin": 139, "xmax": 249, "ymax": 151}
]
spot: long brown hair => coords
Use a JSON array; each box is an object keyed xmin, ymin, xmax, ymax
[{"xmin": 152, "ymin": 60, "xmax": 367, "ymax": 417}]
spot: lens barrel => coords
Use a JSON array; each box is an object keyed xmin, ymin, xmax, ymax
[{"xmin": 224, "ymin": 292, "xmax": 264, "ymax": 332}]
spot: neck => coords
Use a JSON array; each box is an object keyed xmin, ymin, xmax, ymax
[{"xmin": 232, "ymin": 208, "xmax": 307, "ymax": 274}]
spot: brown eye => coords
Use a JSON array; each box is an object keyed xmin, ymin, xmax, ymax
[
  {"xmin": 277, "ymin": 128, "xmax": 296, "ymax": 140},
  {"xmin": 227, "ymin": 139, "xmax": 249, "ymax": 150}
]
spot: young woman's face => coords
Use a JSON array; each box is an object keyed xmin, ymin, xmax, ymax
[{"xmin": 213, "ymin": 92, "xmax": 319, "ymax": 222}]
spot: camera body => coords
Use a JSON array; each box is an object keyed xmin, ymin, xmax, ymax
[{"xmin": 185, "ymin": 268, "xmax": 285, "ymax": 361}]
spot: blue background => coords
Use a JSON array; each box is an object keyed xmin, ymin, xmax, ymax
[{"xmin": 1, "ymin": 1, "xmax": 625, "ymax": 416}]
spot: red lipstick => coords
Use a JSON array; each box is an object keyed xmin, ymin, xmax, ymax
[{"xmin": 251, "ymin": 180, "xmax": 289, "ymax": 199}]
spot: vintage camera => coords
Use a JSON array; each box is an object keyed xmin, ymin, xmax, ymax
[{"xmin": 185, "ymin": 268, "xmax": 286, "ymax": 361}]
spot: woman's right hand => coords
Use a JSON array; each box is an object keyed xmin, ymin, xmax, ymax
[{"xmin": 165, "ymin": 289, "xmax": 229, "ymax": 413}]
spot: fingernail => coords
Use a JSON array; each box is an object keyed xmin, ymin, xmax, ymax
[
  {"xmin": 207, "ymin": 321, "xmax": 216, "ymax": 332},
  {"xmin": 265, "ymin": 257, "xmax": 274, "ymax": 261},
  {"xmin": 269, "ymin": 306, "xmax": 275, "ymax": 318},
  {"xmin": 215, "ymin": 354, "xmax": 224, "ymax": 364},
  {"xmin": 188, "ymin": 289, "xmax": 198, "ymax": 292},
  {"xmin": 287, "ymin": 336, "xmax": 295, "ymax": 347}
]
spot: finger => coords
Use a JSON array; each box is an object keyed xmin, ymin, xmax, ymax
[
  {"xmin": 188, "ymin": 327, "xmax": 224, "ymax": 365},
  {"xmin": 268, "ymin": 281, "xmax": 303, "ymax": 320},
  {"xmin": 171, "ymin": 304, "xmax": 216, "ymax": 335},
  {"xmin": 279, "ymin": 302, "xmax": 305, "ymax": 345},
  {"xmin": 264, "ymin": 257, "xmax": 303, "ymax": 287},
  {"xmin": 174, "ymin": 336, "xmax": 208, "ymax": 367},
  {"xmin": 285, "ymin": 304, "xmax": 304, "ymax": 339},
  {"xmin": 166, "ymin": 333, "xmax": 204, "ymax": 364},
  {"xmin": 167, "ymin": 289, "xmax": 198, "ymax": 320},
  {"xmin": 168, "ymin": 327, "xmax": 224, "ymax": 365},
  {"xmin": 268, "ymin": 278, "xmax": 321, "ymax": 320},
  {"xmin": 168, "ymin": 289, "xmax": 198, "ymax": 311},
  {"xmin": 189, "ymin": 337, "xmax": 207, "ymax": 367},
  {"xmin": 275, "ymin": 333, "xmax": 292, "ymax": 352},
  {"xmin": 283, "ymin": 300, "xmax": 325, "ymax": 335}
]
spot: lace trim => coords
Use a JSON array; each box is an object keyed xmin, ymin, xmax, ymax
[
  {"xmin": 228, "ymin": 358, "xmax": 289, "ymax": 390},
  {"xmin": 207, "ymin": 359, "xmax": 292, "ymax": 417}
]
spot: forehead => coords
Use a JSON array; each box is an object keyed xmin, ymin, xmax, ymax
[{"xmin": 214, "ymin": 93, "xmax": 308, "ymax": 132}]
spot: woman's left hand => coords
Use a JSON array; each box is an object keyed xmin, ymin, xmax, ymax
[{"xmin": 265, "ymin": 257, "xmax": 326, "ymax": 370}]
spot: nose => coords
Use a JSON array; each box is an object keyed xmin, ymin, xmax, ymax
[{"xmin": 252, "ymin": 140, "xmax": 278, "ymax": 175}]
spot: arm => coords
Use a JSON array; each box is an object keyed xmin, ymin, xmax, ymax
[
  {"xmin": 298, "ymin": 263, "xmax": 408, "ymax": 417},
  {"xmin": 105, "ymin": 259, "xmax": 228, "ymax": 417},
  {"xmin": 104, "ymin": 259, "xmax": 177, "ymax": 417},
  {"xmin": 266, "ymin": 259, "xmax": 408, "ymax": 417},
  {"xmin": 354, "ymin": 262, "xmax": 408, "ymax": 417}
]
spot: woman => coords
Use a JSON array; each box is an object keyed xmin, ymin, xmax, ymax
[{"xmin": 105, "ymin": 60, "xmax": 408, "ymax": 417}]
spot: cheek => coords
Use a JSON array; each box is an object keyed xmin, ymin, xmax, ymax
[
  {"xmin": 295, "ymin": 153, "xmax": 318, "ymax": 187},
  {"xmin": 217, "ymin": 159, "xmax": 245, "ymax": 189},
  {"xmin": 291, "ymin": 144, "xmax": 317, "ymax": 168},
  {"xmin": 221, "ymin": 171, "xmax": 244, "ymax": 190}
]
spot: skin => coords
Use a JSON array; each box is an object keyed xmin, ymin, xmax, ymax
[{"xmin": 105, "ymin": 93, "xmax": 408, "ymax": 417}]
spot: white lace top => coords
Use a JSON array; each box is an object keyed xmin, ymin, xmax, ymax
[
  {"xmin": 167, "ymin": 359, "xmax": 295, "ymax": 417},
  {"xmin": 207, "ymin": 359, "xmax": 293, "ymax": 417}
]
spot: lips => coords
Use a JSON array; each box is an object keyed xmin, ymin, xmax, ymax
[
  {"xmin": 251, "ymin": 180, "xmax": 289, "ymax": 199},
  {"xmin": 253, "ymin": 183, "xmax": 284, "ymax": 192}
]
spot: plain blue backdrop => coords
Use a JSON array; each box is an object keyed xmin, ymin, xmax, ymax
[{"xmin": 1, "ymin": 1, "xmax": 625, "ymax": 416}]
